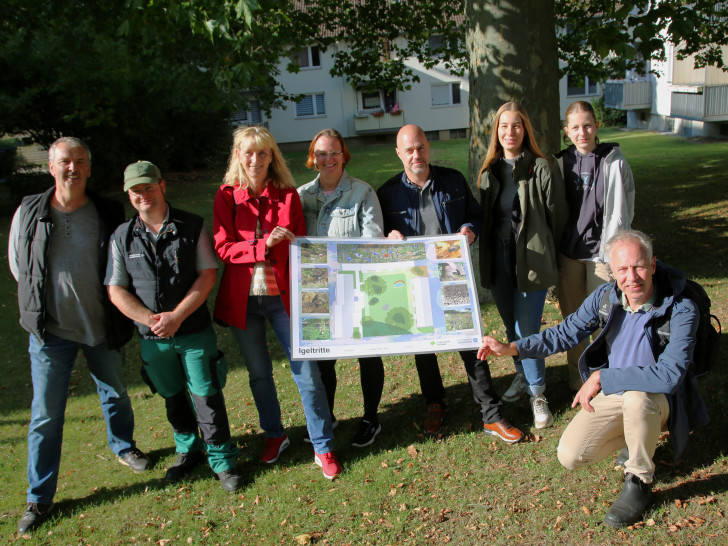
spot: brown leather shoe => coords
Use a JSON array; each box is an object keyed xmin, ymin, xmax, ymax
[
  {"xmin": 483, "ymin": 419, "xmax": 524, "ymax": 443},
  {"xmin": 423, "ymin": 403, "xmax": 445, "ymax": 434}
]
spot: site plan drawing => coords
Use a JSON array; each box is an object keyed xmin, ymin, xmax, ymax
[{"xmin": 289, "ymin": 235, "xmax": 483, "ymax": 360}]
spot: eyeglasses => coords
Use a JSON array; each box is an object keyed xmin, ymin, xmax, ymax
[
  {"xmin": 314, "ymin": 151, "xmax": 343, "ymax": 160},
  {"xmin": 129, "ymin": 184, "xmax": 159, "ymax": 196}
]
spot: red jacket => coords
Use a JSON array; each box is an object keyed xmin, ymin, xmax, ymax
[{"xmin": 213, "ymin": 183, "xmax": 305, "ymax": 330}]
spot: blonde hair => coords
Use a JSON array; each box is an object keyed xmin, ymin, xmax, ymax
[
  {"xmin": 478, "ymin": 102, "xmax": 545, "ymax": 184},
  {"xmin": 223, "ymin": 126, "xmax": 295, "ymax": 189},
  {"xmin": 562, "ymin": 100, "xmax": 600, "ymax": 146}
]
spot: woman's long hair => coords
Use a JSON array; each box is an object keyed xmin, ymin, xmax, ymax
[
  {"xmin": 223, "ymin": 126, "xmax": 295, "ymax": 189},
  {"xmin": 478, "ymin": 102, "xmax": 545, "ymax": 185}
]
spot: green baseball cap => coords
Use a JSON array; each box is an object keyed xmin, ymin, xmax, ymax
[{"xmin": 124, "ymin": 160, "xmax": 161, "ymax": 191}]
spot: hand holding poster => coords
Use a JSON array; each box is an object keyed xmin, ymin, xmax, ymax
[{"xmin": 289, "ymin": 235, "xmax": 482, "ymax": 360}]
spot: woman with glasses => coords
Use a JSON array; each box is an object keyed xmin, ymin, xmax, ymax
[
  {"xmin": 213, "ymin": 126, "xmax": 341, "ymax": 479},
  {"xmin": 297, "ymin": 128, "xmax": 386, "ymax": 448}
]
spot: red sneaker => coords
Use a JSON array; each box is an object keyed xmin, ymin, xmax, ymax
[
  {"xmin": 260, "ymin": 435, "xmax": 290, "ymax": 464},
  {"xmin": 314, "ymin": 451, "xmax": 342, "ymax": 480}
]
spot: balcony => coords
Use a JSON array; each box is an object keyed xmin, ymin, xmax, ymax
[
  {"xmin": 671, "ymin": 84, "xmax": 728, "ymax": 121},
  {"xmin": 604, "ymin": 79, "xmax": 652, "ymax": 110},
  {"xmin": 354, "ymin": 112, "xmax": 405, "ymax": 134}
]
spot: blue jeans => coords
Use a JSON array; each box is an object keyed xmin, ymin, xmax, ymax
[
  {"xmin": 490, "ymin": 239, "xmax": 547, "ymax": 396},
  {"xmin": 27, "ymin": 332, "xmax": 136, "ymax": 504},
  {"xmin": 230, "ymin": 296, "xmax": 333, "ymax": 454}
]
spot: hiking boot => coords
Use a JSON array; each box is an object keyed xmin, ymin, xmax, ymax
[
  {"xmin": 165, "ymin": 451, "xmax": 205, "ymax": 482},
  {"xmin": 17, "ymin": 502, "xmax": 53, "ymax": 534},
  {"xmin": 314, "ymin": 451, "xmax": 342, "ymax": 480},
  {"xmin": 260, "ymin": 435, "xmax": 290, "ymax": 464},
  {"xmin": 423, "ymin": 403, "xmax": 445, "ymax": 435},
  {"xmin": 530, "ymin": 394, "xmax": 554, "ymax": 429},
  {"xmin": 216, "ymin": 467, "xmax": 244, "ymax": 492},
  {"xmin": 502, "ymin": 372, "xmax": 528, "ymax": 402},
  {"xmin": 303, "ymin": 418, "xmax": 338, "ymax": 444},
  {"xmin": 604, "ymin": 473, "xmax": 653, "ymax": 528},
  {"xmin": 351, "ymin": 419, "xmax": 382, "ymax": 448},
  {"xmin": 483, "ymin": 419, "xmax": 524, "ymax": 443},
  {"xmin": 117, "ymin": 447, "xmax": 151, "ymax": 473}
]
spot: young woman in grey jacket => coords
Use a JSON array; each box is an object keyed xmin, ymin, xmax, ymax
[{"xmin": 554, "ymin": 100, "xmax": 635, "ymax": 392}]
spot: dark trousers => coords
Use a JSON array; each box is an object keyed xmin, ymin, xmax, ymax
[
  {"xmin": 317, "ymin": 357, "xmax": 384, "ymax": 422},
  {"xmin": 415, "ymin": 350, "xmax": 502, "ymax": 424}
]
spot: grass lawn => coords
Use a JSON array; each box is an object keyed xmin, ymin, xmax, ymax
[{"xmin": 0, "ymin": 128, "xmax": 727, "ymax": 543}]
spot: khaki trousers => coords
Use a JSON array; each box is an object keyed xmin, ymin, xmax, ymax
[
  {"xmin": 557, "ymin": 254, "xmax": 612, "ymax": 390},
  {"xmin": 557, "ymin": 391, "xmax": 670, "ymax": 483}
]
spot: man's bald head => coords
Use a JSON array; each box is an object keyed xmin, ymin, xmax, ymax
[{"xmin": 395, "ymin": 124, "xmax": 430, "ymax": 185}]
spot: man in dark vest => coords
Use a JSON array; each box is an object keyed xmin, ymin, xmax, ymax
[
  {"xmin": 9, "ymin": 137, "xmax": 149, "ymax": 534},
  {"xmin": 105, "ymin": 161, "xmax": 242, "ymax": 492}
]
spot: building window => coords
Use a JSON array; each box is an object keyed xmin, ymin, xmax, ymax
[
  {"xmin": 231, "ymin": 100, "xmax": 262, "ymax": 126},
  {"xmin": 357, "ymin": 88, "xmax": 397, "ymax": 112},
  {"xmin": 567, "ymin": 74, "xmax": 598, "ymax": 96},
  {"xmin": 450, "ymin": 128, "xmax": 467, "ymax": 139},
  {"xmin": 295, "ymin": 93, "xmax": 326, "ymax": 117},
  {"xmin": 291, "ymin": 46, "xmax": 321, "ymax": 70},
  {"xmin": 431, "ymin": 83, "xmax": 461, "ymax": 107}
]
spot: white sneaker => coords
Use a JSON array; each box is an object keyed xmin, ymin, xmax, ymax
[
  {"xmin": 530, "ymin": 394, "xmax": 554, "ymax": 429},
  {"xmin": 502, "ymin": 372, "xmax": 528, "ymax": 402}
]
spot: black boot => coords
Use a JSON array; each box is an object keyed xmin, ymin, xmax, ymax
[{"xmin": 604, "ymin": 472, "xmax": 653, "ymax": 528}]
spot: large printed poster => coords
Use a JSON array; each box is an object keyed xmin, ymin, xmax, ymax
[{"xmin": 289, "ymin": 235, "xmax": 483, "ymax": 360}]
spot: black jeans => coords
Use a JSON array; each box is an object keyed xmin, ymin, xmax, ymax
[
  {"xmin": 415, "ymin": 350, "xmax": 502, "ymax": 424},
  {"xmin": 317, "ymin": 357, "xmax": 384, "ymax": 422}
]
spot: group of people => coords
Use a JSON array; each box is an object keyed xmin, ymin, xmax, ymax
[{"xmin": 9, "ymin": 99, "xmax": 707, "ymax": 533}]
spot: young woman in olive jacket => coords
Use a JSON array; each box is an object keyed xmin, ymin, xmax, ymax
[{"xmin": 478, "ymin": 101, "xmax": 568, "ymax": 430}]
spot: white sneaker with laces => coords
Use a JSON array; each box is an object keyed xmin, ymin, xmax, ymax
[
  {"xmin": 502, "ymin": 372, "xmax": 528, "ymax": 402},
  {"xmin": 530, "ymin": 394, "xmax": 554, "ymax": 429}
]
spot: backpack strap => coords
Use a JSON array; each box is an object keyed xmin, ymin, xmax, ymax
[{"xmin": 597, "ymin": 287, "xmax": 612, "ymax": 329}]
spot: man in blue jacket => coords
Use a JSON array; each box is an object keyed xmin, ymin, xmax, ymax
[
  {"xmin": 378, "ymin": 124, "xmax": 523, "ymax": 444},
  {"xmin": 479, "ymin": 229, "xmax": 709, "ymax": 528}
]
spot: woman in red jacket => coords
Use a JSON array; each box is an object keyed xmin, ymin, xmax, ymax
[{"xmin": 213, "ymin": 126, "xmax": 341, "ymax": 480}]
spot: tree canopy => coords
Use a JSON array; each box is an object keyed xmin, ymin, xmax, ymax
[{"xmin": 1, "ymin": 0, "xmax": 725, "ymax": 184}]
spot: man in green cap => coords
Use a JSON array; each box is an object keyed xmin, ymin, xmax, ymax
[{"xmin": 105, "ymin": 160, "xmax": 243, "ymax": 492}]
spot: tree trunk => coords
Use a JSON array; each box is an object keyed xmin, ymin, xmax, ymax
[
  {"xmin": 465, "ymin": 0, "xmax": 562, "ymax": 301},
  {"xmin": 465, "ymin": 0, "xmax": 562, "ymax": 179}
]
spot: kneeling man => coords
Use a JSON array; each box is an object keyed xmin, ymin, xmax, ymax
[
  {"xmin": 106, "ymin": 161, "xmax": 242, "ymax": 492},
  {"xmin": 479, "ymin": 229, "xmax": 708, "ymax": 527}
]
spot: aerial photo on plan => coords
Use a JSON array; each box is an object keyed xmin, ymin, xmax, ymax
[{"xmin": 290, "ymin": 235, "xmax": 482, "ymax": 360}]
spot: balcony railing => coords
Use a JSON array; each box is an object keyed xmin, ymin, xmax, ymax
[
  {"xmin": 604, "ymin": 80, "xmax": 652, "ymax": 110},
  {"xmin": 354, "ymin": 112, "xmax": 405, "ymax": 133},
  {"xmin": 670, "ymin": 84, "xmax": 728, "ymax": 121}
]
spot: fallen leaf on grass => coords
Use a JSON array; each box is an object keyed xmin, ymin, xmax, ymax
[
  {"xmin": 581, "ymin": 506, "xmax": 591, "ymax": 515},
  {"xmin": 534, "ymin": 485, "xmax": 551, "ymax": 495},
  {"xmin": 646, "ymin": 518, "xmax": 656, "ymax": 526},
  {"xmin": 294, "ymin": 534, "xmax": 312, "ymax": 545},
  {"xmin": 254, "ymin": 495, "xmax": 262, "ymax": 506},
  {"xmin": 697, "ymin": 496, "xmax": 716, "ymax": 505},
  {"xmin": 381, "ymin": 462, "xmax": 388, "ymax": 468},
  {"xmin": 443, "ymin": 472, "xmax": 451, "ymax": 479}
]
